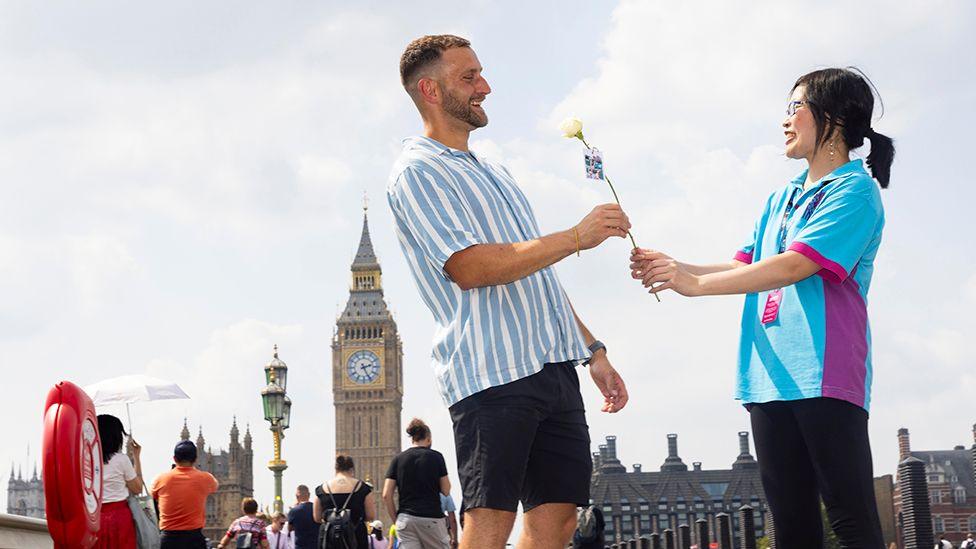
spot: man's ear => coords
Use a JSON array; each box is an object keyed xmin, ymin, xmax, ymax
[{"xmin": 417, "ymin": 77, "xmax": 440, "ymax": 105}]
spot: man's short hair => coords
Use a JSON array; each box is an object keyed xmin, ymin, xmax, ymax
[
  {"xmin": 241, "ymin": 497, "xmax": 258, "ymax": 515},
  {"xmin": 399, "ymin": 34, "xmax": 471, "ymax": 90},
  {"xmin": 296, "ymin": 484, "xmax": 309, "ymax": 497},
  {"xmin": 173, "ymin": 440, "xmax": 197, "ymax": 463}
]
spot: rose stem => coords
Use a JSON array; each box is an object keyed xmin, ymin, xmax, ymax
[{"xmin": 579, "ymin": 134, "xmax": 659, "ymax": 302}]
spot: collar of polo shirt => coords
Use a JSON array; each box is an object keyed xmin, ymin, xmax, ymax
[{"xmin": 790, "ymin": 158, "xmax": 866, "ymax": 188}]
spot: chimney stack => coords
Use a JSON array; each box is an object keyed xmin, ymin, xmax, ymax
[
  {"xmin": 738, "ymin": 432, "xmax": 751, "ymax": 456},
  {"xmin": 733, "ymin": 431, "xmax": 758, "ymax": 470},
  {"xmin": 662, "ymin": 433, "xmax": 688, "ymax": 472},
  {"xmin": 898, "ymin": 428, "xmax": 911, "ymax": 461},
  {"xmin": 693, "ymin": 462, "xmax": 702, "ymax": 471},
  {"xmin": 633, "ymin": 464, "xmax": 642, "ymax": 473},
  {"xmin": 598, "ymin": 436, "xmax": 627, "ymax": 474}
]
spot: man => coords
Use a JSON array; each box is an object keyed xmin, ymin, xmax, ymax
[
  {"xmin": 440, "ymin": 493, "xmax": 459, "ymax": 548},
  {"xmin": 383, "ymin": 419, "xmax": 451, "ymax": 549},
  {"xmin": 962, "ymin": 533, "xmax": 975, "ymax": 549},
  {"xmin": 387, "ymin": 35, "xmax": 630, "ymax": 549},
  {"xmin": 151, "ymin": 440, "xmax": 219, "ymax": 549},
  {"xmin": 266, "ymin": 512, "xmax": 292, "ymax": 549},
  {"xmin": 286, "ymin": 485, "xmax": 317, "ymax": 549},
  {"xmin": 217, "ymin": 498, "xmax": 269, "ymax": 549}
]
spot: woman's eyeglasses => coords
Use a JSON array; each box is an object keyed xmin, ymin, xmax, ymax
[{"xmin": 786, "ymin": 100, "xmax": 812, "ymax": 117}]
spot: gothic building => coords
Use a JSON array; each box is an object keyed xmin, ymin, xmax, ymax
[
  {"xmin": 6, "ymin": 465, "xmax": 44, "ymax": 519},
  {"xmin": 179, "ymin": 418, "xmax": 254, "ymax": 542},
  {"xmin": 894, "ymin": 425, "xmax": 976, "ymax": 547},
  {"xmin": 332, "ymin": 204, "xmax": 404, "ymax": 526},
  {"xmin": 590, "ymin": 432, "xmax": 769, "ymax": 547}
]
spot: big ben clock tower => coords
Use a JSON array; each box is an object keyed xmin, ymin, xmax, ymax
[{"xmin": 332, "ymin": 200, "xmax": 403, "ymax": 525}]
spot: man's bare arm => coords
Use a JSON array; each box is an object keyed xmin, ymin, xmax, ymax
[{"xmin": 445, "ymin": 204, "xmax": 631, "ymax": 290}]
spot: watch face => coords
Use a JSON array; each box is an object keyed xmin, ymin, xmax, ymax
[{"xmin": 346, "ymin": 350, "xmax": 381, "ymax": 384}]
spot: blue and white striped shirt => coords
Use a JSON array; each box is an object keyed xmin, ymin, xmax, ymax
[{"xmin": 387, "ymin": 136, "xmax": 590, "ymax": 406}]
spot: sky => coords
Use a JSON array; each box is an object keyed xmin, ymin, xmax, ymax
[{"xmin": 2, "ymin": 0, "xmax": 975, "ymax": 525}]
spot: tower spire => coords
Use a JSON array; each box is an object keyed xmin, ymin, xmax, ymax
[
  {"xmin": 230, "ymin": 416, "xmax": 240, "ymax": 445},
  {"xmin": 352, "ymin": 204, "xmax": 379, "ymax": 269}
]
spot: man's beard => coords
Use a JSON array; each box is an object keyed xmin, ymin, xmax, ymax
[{"xmin": 442, "ymin": 90, "xmax": 488, "ymax": 128}]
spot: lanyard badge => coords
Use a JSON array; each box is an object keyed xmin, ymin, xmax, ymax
[{"xmin": 763, "ymin": 184, "xmax": 827, "ymax": 325}]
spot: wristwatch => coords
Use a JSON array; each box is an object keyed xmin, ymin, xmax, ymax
[{"xmin": 583, "ymin": 340, "xmax": 606, "ymax": 366}]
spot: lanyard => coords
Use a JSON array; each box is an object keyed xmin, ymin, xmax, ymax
[{"xmin": 777, "ymin": 182, "xmax": 828, "ymax": 254}]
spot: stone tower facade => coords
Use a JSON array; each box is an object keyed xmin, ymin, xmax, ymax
[
  {"xmin": 6, "ymin": 464, "xmax": 44, "ymax": 518},
  {"xmin": 332, "ymin": 204, "xmax": 404, "ymax": 526},
  {"xmin": 179, "ymin": 418, "xmax": 254, "ymax": 542}
]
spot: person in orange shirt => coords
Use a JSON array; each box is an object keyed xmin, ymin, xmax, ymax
[{"xmin": 151, "ymin": 440, "xmax": 219, "ymax": 549}]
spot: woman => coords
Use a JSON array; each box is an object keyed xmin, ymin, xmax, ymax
[
  {"xmin": 95, "ymin": 414, "xmax": 143, "ymax": 549},
  {"xmin": 266, "ymin": 512, "xmax": 291, "ymax": 549},
  {"xmin": 314, "ymin": 455, "xmax": 376, "ymax": 549},
  {"xmin": 218, "ymin": 498, "xmax": 269, "ymax": 549},
  {"xmin": 631, "ymin": 67, "xmax": 894, "ymax": 548},
  {"xmin": 382, "ymin": 419, "xmax": 451, "ymax": 549},
  {"xmin": 369, "ymin": 520, "xmax": 389, "ymax": 549}
]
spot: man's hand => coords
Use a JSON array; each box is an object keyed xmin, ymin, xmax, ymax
[
  {"xmin": 588, "ymin": 351, "xmax": 628, "ymax": 413},
  {"xmin": 630, "ymin": 249, "xmax": 702, "ymax": 297},
  {"xmin": 576, "ymin": 204, "xmax": 631, "ymax": 250}
]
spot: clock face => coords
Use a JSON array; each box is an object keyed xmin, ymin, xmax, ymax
[{"xmin": 346, "ymin": 350, "xmax": 381, "ymax": 385}]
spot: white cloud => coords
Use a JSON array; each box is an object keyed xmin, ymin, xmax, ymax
[
  {"xmin": 965, "ymin": 273, "xmax": 976, "ymax": 304},
  {"xmin": 68, "ymin": 235, "xmax": 139, "ymax": 311}
]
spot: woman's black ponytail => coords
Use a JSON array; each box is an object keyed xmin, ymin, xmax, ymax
[{"xmin": 865, "ymin": 128, "xmax": 894, "ymax": 189}]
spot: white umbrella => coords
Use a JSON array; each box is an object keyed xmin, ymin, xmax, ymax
[{"xmin": 85, "ymin": 374, "xmax": 190, "ymax": 433}]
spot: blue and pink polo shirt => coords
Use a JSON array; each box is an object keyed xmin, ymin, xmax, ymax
[{"xmin": 734, "ymin": 159, "xmax": 884, "ymax": 411}]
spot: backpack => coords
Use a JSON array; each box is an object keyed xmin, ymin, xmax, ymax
[
  {"xmin": 319, "ymin": 480, "xmax": 362, "ymax": 549},
  {"xmin": 235, "ymin": 532, "xmax": 256, "ymax": 549},
  {"xmin": 572, "ymin": 505, "xmax": 605, "ymax": 549},
  {"xmin": 962, "ymin": 540, "xmax": 975, "ymax": 549},
  {"xmin": 233, "ymin": 517, "xmax": 262, "ymax": 549}
]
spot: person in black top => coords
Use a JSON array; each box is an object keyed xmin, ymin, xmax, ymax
[
  {"xmin": 314, "ymin": 455, "xmax": 376, "ymax": 549},
  {"xmin": 287, "ymin": 485, "xmax": 319, "ymax": 549},
  {"xmin": 383, "ymin": 419, "xmax": 452, "ymax": 549}
]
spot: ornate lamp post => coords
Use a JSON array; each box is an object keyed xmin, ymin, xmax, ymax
[{"xmin": 261, "ymin": 345, "xmax": 291, "ymax": 514}]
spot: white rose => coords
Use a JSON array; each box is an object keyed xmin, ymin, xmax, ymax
[{"xmin": 559, "ymin": 117, "xmax": 583, "ymax": 139}]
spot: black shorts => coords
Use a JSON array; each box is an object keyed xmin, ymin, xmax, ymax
[{"xmin": 449, "ymin": 361, "xmax": 591, "ymax": 513}]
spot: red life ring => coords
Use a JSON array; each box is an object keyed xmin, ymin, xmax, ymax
[{"xmin": 42, "ymin": 381, "xmax": 103, "ymax": 549}]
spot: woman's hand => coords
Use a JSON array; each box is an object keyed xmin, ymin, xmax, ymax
[
  {"xmin": 630, "ymin": 249, "xmax": 702, "ymax": 297},
  {"xmin": 130, "ymin": 438, "xmax": 142, "ymax": 458}
]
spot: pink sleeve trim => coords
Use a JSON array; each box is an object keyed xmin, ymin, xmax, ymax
[
  {"xmin": 788, "ymin": 242, "xmax": 847, "ymax": 283},
  {"xmin": 733, "ymin": 250, "xmax": 753, "ymax": 264}
]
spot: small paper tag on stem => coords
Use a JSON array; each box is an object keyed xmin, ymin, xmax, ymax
[{"xmin": 585, "ymin": 147, "xmax": 604, "ymax": 180}]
